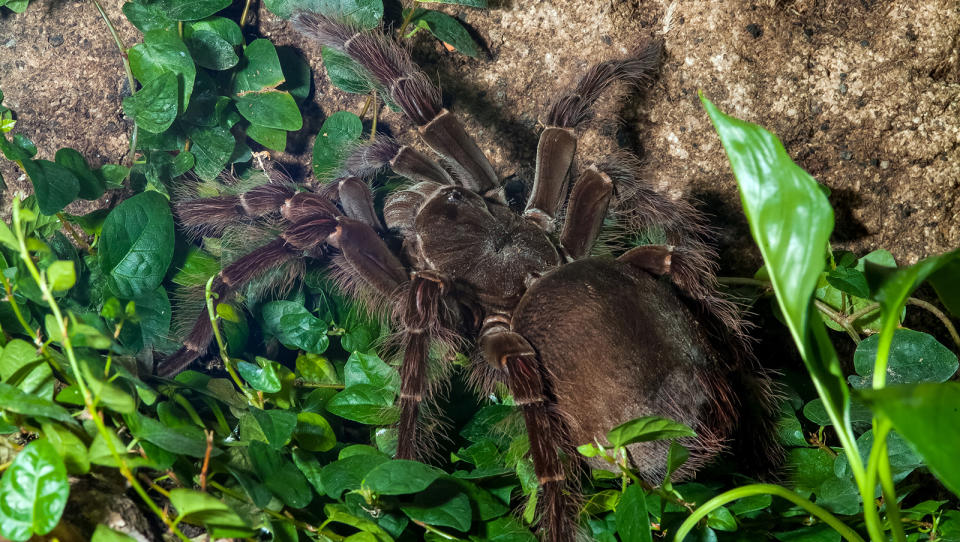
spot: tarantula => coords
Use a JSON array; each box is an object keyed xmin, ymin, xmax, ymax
[{"xmin": 159, "ymin": 12, "xmax": 777, "ymax": 541}]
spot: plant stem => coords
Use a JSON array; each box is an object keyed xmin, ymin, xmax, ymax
[
  {"xmin": 906, "ymin": 297, "xmax": 960, "ymax": 351},
  {"xmin": 397, "ymin": 1, "xmax": 420, "ymax": 37},
  {"xmin": 814, "ymin": 299, "xmax": 861, "ymax": 344},
  {"xmin": 11, "ymin": 198, "xmax": 189, "ymax": 541},
  {"xmin": 204, "ymin": 275, "xmax": 259, "ymax": 406},
  {"xmin": 239, "ymin": 0, "xmax": 253, "ymax": 28},
  {"xmin": 92, "ymin": 0, "xmax": 139, "ymax": 175},
  {"xmin": 878, "ymin": 448, "xmax": 907, "ymax": 542},
  {"xmin": 1, "ymin": 272, "xmax": 38, "ymax": 343},
  {"xmin": 370, "ymin": 90, "xmax": 378, "ymax": 141},
  {"xmin": 413, "ymin": 520, "xmax": 458, "ymax": 540},
  {"xmin": 672, "ymin": 484, "xmax": 865, "ymax": 542}
]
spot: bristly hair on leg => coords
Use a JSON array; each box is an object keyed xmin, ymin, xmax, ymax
[
  {"xmin": 340, "ymin": 137, "xmax": 403, "ymax": 179},
  {"xmin": 546, "ymin": 40, "xmax": 662, "ymax": 129},
  {"xmin": 292, "ymin": 11, "xmax": 442, "ymax": 125}
]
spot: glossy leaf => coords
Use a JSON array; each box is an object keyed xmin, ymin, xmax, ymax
[
  {"xmin": 237, "ymin": 358, "xmax": 283, "ymax": 393},
  {"xmin": 605, "ymin": 416, "xmax": 695, "ymax": 448},
  {"xmin": 860, "ymin": 382, "xmax": 960, "ymax": 497},
  {"xmin": 364, "ymin": 459, "xmax": 443, "ymax": 495},
  {"xmin": 929, "ymin": 258, "xmax": 960, "ymax": 317},
  {"xmin": 248, "ymin": 441, "xmax": 314, "ymax": 508},
  {"xmin": 234, "ymin": 90, "xmax": 303, "ymax": 130},
  {"xmin": 261, "ymin": 301, "xmax": 330, "ymax": 353},
  {"xmin": 295, "ymin": 411, "xmax": 337, "ymax": 452},
  {"xmin": 185, "ymin": 29, "xmax": 238, "ymax": 70},
  {"xmin": 251, "ymin": 408, "xmax": 297, "ymax": 448},
  {"xmin": 320, "ymin": 452, "xmax": 390, "ymax": 498},
  {"xmin": 124, "ymin": 412, "xmax": 217, "ymax": 458},
  {"xmin": 53, "ymin": 147, "xmax": 105, "ymax": 200},
  {"xmin": 169, "ymin": 488, "xmax": 255, "ymax": 538},
  {"xmin": 21, "ymin": 159, "xmax": 79, "ymax": 215},
  {"xmin": 0, "ymin": 381, "xmax": 76, "ymax": 425},
  {"xmin": 122, "ymin": 72, "xmax": 179, "ymax": 133},
  {"xmin": 344, "ymin": 351, "xmax": 399, "ymax": 391},
  {"xmin": 410, "ymin": 9, "xmax": 479, "ymax": 58},
  {"xmin": 188, "ymin": 124, "xmax": 235, "ymax": 180},
  {"xmin": 616, "ymin": 483, "xmax": 652, "ymax": 542},
  {"xmin": 849, "ymin": 329, "xmax": 958, "ymax": 389},
  {"xmin": 0, "ymin": 439, "xmax": 69, "ymax": 541},
  {"xmin": 312, "ymin": 110, "xmax": 362, "ymax": 180},
  {"xmin": 401, "ymin": 481, "xmax": 472, "ymax": 531},
  {"xmin": 246, "ymin": 123, "xmax": 287, "ymax": 151},
  {"xmin": 321, "ymin": 46, "xmax": 374, "ymax": 94},
  {"xmin": 98, "ymin": 191, "xmax": 175, "ymax": 299},
  {"xmin": 327, "ymin": 384, "xmax": 398, "ymax": 424},
  {"xmin": 152, "ymin": 0, "xmax": 231, "ymax": 21},
  {"xmin": 128, "ymin": 29, "xmax": 196, "ymax": 108}
]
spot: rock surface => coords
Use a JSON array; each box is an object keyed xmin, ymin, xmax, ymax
[{"xmin": 1, "ymin": 0, "xmax": 958, "ymax": 272}]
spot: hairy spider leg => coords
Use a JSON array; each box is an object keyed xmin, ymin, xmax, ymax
[
  {"xmin": 176, "ymin": 183, "xmax": 297, "ymax": 240},
  {"xmin": 292, "ymin": 12, "xmax": 499, "ymax": 194},
  {"xmin": 524, "ymin": 43, "xmax": 662, "ymax": 233}
]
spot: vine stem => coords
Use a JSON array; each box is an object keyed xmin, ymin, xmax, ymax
[
  {"xmin": 203, "ymin": 276, "xmax": 260, "ymax": 406},
  {"xmin": 11, "ymin": 198, "xmax": 189, "ymax": 541},
  {"xmin": 92, "ymin": 0, "xmax": 138, "ymax": 174},
  {"xmin": 672, "ymin": 484, "xmax": 865, "ymax": 542},
  {"xmin": 397, "ymin": 0, "xmax": 420, "ymax": 37}
]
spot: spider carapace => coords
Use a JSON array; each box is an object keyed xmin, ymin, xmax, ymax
[{"xmin": 161, "ymin": 11, "xmax": 778, "ymax": 541}]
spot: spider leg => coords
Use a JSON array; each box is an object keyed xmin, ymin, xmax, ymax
[
  {"xmin": 336, "ymin": 176, "xmax": 384, "ymax": 231},
  {"xmin": 176, "ymin": 183, "xmax": 296, "ymax": 239},
  {"xmin": 524, "ymin": 43, "xmax": 661, "ymax": 232},
  {"xmin": 292, "ymin": 12, "xmax": 498, "ymax": 194},
  {"xmin": 557, "ymin": 166, "xmax": 613, "ymax": 260},
  {"xmin": 341, "ymin": 136, "xmax": 455, "ymax": 186},
  {"xmin": 480, "ymin": 320, "xmax": 580, "ymax": 541}
]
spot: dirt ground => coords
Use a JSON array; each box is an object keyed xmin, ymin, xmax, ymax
[{"xmin": 1, "ymin": 0, "xmax": 958, "ymax": 274}]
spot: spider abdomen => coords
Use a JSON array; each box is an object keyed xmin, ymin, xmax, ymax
[{"xmin": 511, "ymin": 257, "xmax": 738, "ymax": 480}]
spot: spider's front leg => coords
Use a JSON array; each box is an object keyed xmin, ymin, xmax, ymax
[{"xmin": 480, "ymin": 320, "xmax": 580, "ymax": 542}]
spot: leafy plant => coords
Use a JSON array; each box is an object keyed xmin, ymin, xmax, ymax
[{"xmin": 0, "ymin": 0, "xmax": 957, "ymax": 540}]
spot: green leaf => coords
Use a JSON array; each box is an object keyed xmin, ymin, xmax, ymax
[
  {"xmin": 860, "ymin": 382, "xmax": 960, "ymax": 497},
  {"xmin": 40, "ymin": 422, "xmax": 89, "ymax": 475},
  {"xmin": 312, "ymin": 0, "xmax": 384, "ymax": 28},
  {"xmin": 185, "ymin": 30, "xmax": 238, "ymax": 70},
  {"xmin": 364, "ymin": 459, "xmax": 443, "ymax": 495},
  {"xmin": 825, "ymin": 266, "xmax": 869, "ymax": 298},
  {"xmin": 54, "ymin": 148, "xmax": 105, "ymax": 200},
  {"xmin": 248, "ymin": 440, "xmax": 314, "ymax": 508},
  {"xmin": 188, "ymin": 17, "xmax": 243, "ymax": 46},
  {"xmin": 324, "ymin": 503, "xmax": 395, "ymax": 542},
  {"xmin": 292, "ymin": 449, "xmax": 326, "ymax": 495},
  {"xmin": 773, "ymin": 523, "xmax": 840, "ymax": 542},
  {"xmin": 0, "ymin": 339, "xmax": 53, "ymax": 399},
  {"xmin": 327, "ymin": 384, "xmax": 398, "ymax": 424},
  {"xmin": 152, "ymin": 0, "xmax": 232, "ymax": 21},
  {"xmin": 132, "ymin": 286, "xmax": 173, "ymax": 349},
  {"xmin": 122, "ymin": 72, "xmax": 179, "ymax": 133},
  {"xmin": 320, "ymin": 453, "xmax": 390, "ymax": 498},
  {"xmin": 930, "ymin": 258, "xmax": 960, "ymax": 318},
  {"xmin": 410, "ymin": 9, "xmax": 479, "ymax": 57},
  {"xmin": 189, "ymin": 124, "xmax": 235, "ymax": 180},
  {"xmin": 401, "ymin": 481, "xmax": 472, "ymax": 531},
  {"xmin": 234, "ymin": 39, "xmax": 286, "ymax": 92},
  {"xmin": 251, "ymin": 408, "xmax": 297, "ymax": 448},
  {"xmin": 122, "ymin": 1, "xmax": 177, "ymax": 32},
  {"xmin": 0, "ymin": 439, "xmax": 68, "ymax": 541},
  {"xmin": 296, "ymin": 353, "xmax": 340, "ymax": 385},
  {"xmin": 128, "ymin": 29, "xmax": 196, "ymax": 109},
  {"xmin": 701, "ymin": 94, "xmax": 850, "ymax": 444},
  {"xmin": 278, "ymin": 46, "xmax": 312, "ymax": 103},
  {"xmin": 706, "ymin": 506, "xmax": 737, "ymax": 532},
  {"xmin": 46, "ymin": 260, "xmax": 75, "ymax": 291},
  {"xmin": 21, "ymin": 159, "xmax": 79, "ymax": 215},
  {"xmin": 605, "ymin": 416, "xmax": 695, "ymax": 448},
  {"xmin": 237, "ymin": 358, "xmax": 283, "ymax": 393},
  {"xmin": 476, "ymin": 516, "xmax": 536, "ymax": 542},
  {"xmin": 90, "ymin": 525, "xmax": 138, "ymax": 542},
  {"xmin": 169, "ymin": 488, "xmax": 255, "ymax": 538},
  {"xmin": 321, "ymin": 46, "xmax": 374, "ymax": 94},
  {"xmin": 0, "ymin": 382, "xmax": 76, "ymax": 425},
  {"xmin": 849, "ymin": 329, "xmax": 958, "ymax": 388},
  {"xmin": 312, "ymin": 110, "xmax": 363, "ymax": 179},
  {"xmin": 246, "ymin": 123, "xmax": 287, "ymax": 151},
  {"xmin": 295, "ymin": 412, "xmax": 337, "ymax": 452},
  {"xmin": 234, "ymin": 90, "xmax": 303, "ymax": 131},
  {"xmin": 261, "ymin": 300, "xmax": 330, "ymax": 353},
  {"xmin": 98, "ymin": 191, "xmax": 175, "ymax": 299},
  {"xmin": 663, "ymin": 441, "xmax": 689, "ymax": 484},
  {"xmin": 124, "ymin": 412, "xmax": 217, "ymax": 458},
  {"xmin": 616, "ymin": 483, "xmax": 652, "ymax": 542},
  {"xmin": 344, "ymin": 351, "xmax": 399, "ymax": 391}
]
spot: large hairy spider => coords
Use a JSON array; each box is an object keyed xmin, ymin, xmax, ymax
[{"xmin": 160, "ymin": 12, "xmax": 777, "ymax": 541}]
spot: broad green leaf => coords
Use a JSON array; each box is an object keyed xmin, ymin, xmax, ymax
[
  {"xmin": 248, "ymin": 440, "xmax": 314, "ymax": 508},
  {"xmin": 476, "ymin": 516, "xmax": 536, "ymax": 541},
  {"xmin": 310, "ymin": 0, "xmax": 384, "ymax": 28},
  {"xmin": 773, "ymin": 524, "xmax": 840, "ymax": 542},
  {"xmin": 313, "ymin": 110, "xmax": 363, "ymax": 179},
  {"xmin": 188, "ymin": 17, "xmax": 243, "ymax": 45},
  {"xmin": 152, "ymin": 0, "xmax": 232, "ymax": 21},
  {"xmin": 663, "ymin": 441, "xmax": 689, "ymax": 484},
  {"xmin": 0, "ymin": 439, "xmax": 68, "ymax": 541},
  {"xmin": 82, "ymin": 364, "xmax": 136, "ymax": 414},
  {"xmin": 189, "ymin": 124, "xmax": 234, "ymax": 180},
  {"xmin": 860, "ymin": 382, "xmax": 960, "ymax": 497},
  {"xmin": 185, "ymin": 30, "xmax": 238, "ymax": 70},
  {"xmin": 849, "ymin": 329, "xmax": 958, "ymax": 388},
  {"xmin": 292, "ymin": 448, "xmax": 326, "ymax": 494},
  {"xmin": 98, "ymin": 191, "xmax": 175, "ymax": 299},
  {"xmin": 91, "ymin": 524, "xmax": 138, "ymax": 542},
  {"xmin": 295, "ymin": 411, "xmax": 337, "ymax": 451},
  {"xmin": 0, "ymin": 339, "xmax": 54, "ymax": 399},
  {"xmin": 21, "ymin": 159, "xmax": 80, "ymax": 215},
  {"xmin": 296, "ymin": 353, "xmax": 340, "ymax": 385},
  {"xmin": 320, "ymin": 452, "xmax": 390, "ymax": 498},
  {"xmin": 344, "ymin": 351, "xmax": 399, "ymax": 391},
  {"xmin": 121, "ymin": 1, "xmax": 177, "ymax": 32},
  {"xmin": 324, "ymin": 503, "xmax": 395, "ymax": 542},
  {"xmin": 172, "ymin": 245, "xmax": 219, "ymax": 287},
  {"xmin": 701, "ymin": 95, "xmax": 850, "ymax": 448},
  {"xmin": 251, "ymin": 408, "xmax": 297, "ymax": 448},
  {"xmin": 321, "ymin": 46, "xmax": 374, "ymax": 94},
  {"xmin": 234, "ymin": 90, "xmax": 303, "ymax": 131},
  {"xmin": 410, "ymin": 9, "xmax": 479, "ymax": 57},
  {"xmin": 123, "ymin": 412, "xmax": 217, "ymax": 458},
  {"xmin": 47, "ymin": 260, "xmax": 75, "ymax": 291},
  {"xmin": 364, "ymin": 459, "xmax": 443, "ymax": 495},
  {"xmin": 122, "ymin": 72, "xmax": 179, "ymax": 133},
  {"xmin": 824, "ymin": 266, "xmax": 869, "ymax": 298},
  {"xmin": 247, "ymin": 123, "xmax": 287, "ymax": 151},
  {"xmin": 40, "ymin": 422, "xmax": 88, "ymax": 475},
  {"xmin": 169, "ymin": 488, "xmax": 255, "ymax": 538},
  {"xmin": 54, "ymin": 147, "xmax": 105, "ymax": 200},
  {"xmin": 605, "ymin": 416, "xmax": 695, "ymax": 448},
  {"xmin": 400, "ymin": 481, "xmax": 471, "ymax": 531},
  {"xmin": 278, "ymin": 46, "xmax": 312, "ymax": 103},
  {"xmin": 616, "ymin": 483, "xmax": 652, "ymax": 542},
  {"xmin": 237, "ymin": 358, "xmax": 283, "ymax": 393},
  {"xmin": 128, "ymin": 29, "xmax": 196, "ymax": 108},
  {"xmin": 261, "ymin": 300, "xmax": 330, "ymax": 353},
  {"xmin": 132, "ymin": 286, "xmax": 172, "ymax": 349},
  {"xmin": 0, "ymin": 381, "xmax": 76, "ymax": 425},
  {"xmin": 234, "ymin": 39, "xmax": 286, "ymax": 92},
  {"xmin": 327, "ymin": 384, "xmax": 398, "ymax": 424}
]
